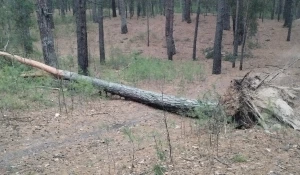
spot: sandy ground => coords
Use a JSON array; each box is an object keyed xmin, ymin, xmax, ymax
[{"xmin": 1, "ymin": 14, "xmax": 300, "ymax": 174}]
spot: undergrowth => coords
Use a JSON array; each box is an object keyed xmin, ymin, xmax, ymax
[
  {"xmin": 0, "ymin": 60, "xmax": 54, "ymax": 110},
  {"xmin": 103, "ymin": 50, "xmax": 205, "ymax": 84}
]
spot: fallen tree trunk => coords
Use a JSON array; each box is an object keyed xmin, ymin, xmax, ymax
[{"xmin": 0, "ymin": 51, "xmax": 216, "ymax": 115}]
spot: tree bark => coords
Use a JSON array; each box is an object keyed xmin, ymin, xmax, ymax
[
  {"xmin": 223, "ymin": 0, "xmax": 230, "ymax": 30},
  {"xmin": 36, "ymin": 0, "xmax": 58, "ymax": 68},
  {"xmin": 76, "ymin": 0, "xmax": 89, "ymax": 75},
  {"xmin": 0, "ymin": 51, "xmax": 216, "ymax": 116},
  {"xmin": 271, "ymin": 0, "xmax": 276, "ymax": 20},
  {"xmin": 129, "ymin": 0, "xmax": 134, "ymax": 18},
  {"xmin": 112, "ymin": 0, "xmax": 117, "ymax": 17},
  {"xmin": 232, "ymin": 0, "xmax": 239, "ymax": 68},
  {"xmin": 165, "ymin": 0, "xmax": 176, "ymax": 60},
  {"xmin": 185, "ymin": 0, "xmax": 192, "ymax": 23},
  {"xmin": 98, "ymin": 0, "xmax": 105, "ymax": 63},
  {"xmin": 278, "ymin": 0, "xmax": 283, "ymax": 21},
  {"xmin": 147, "ymin": 1, "xmax": 150, "ymax": 47},
  {"xmin": 181, "ymin": 0, "xmax": 186, "ymax": 21},
  {"xmin": 120, "ymin": 0, "xmax": 128, "ymax": 34},
  {"xmin": 212, "ymin": 0, "xmax": 225, "ymax": 75},
  {"xmin": 192, "ymin": 0, "xmax": 201, "ymax": 61},
  {"xmin": 286, "ymin": 0, "xmax": 293, "ymax": 41},
  {"xmin": 92, "ymin": 0, "xmax": 98, "ymax": 22},
  {"xmin": 283, "ymin": 0, "xmax": 293, "ymax": 27}
]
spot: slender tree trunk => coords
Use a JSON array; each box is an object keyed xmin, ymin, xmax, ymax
[
  {"xmin": 223, "ymin": 0, "xmax": 230, "ymax": 30},
  {"xmin": 142, "ymin": 0, "xmax": 147, "ymax": 17},
  {"xmin": 112, "ymin": 0, "xmax": 117, "ymax": 17},
  {"xmin": 185, "ymin": 0, "xmax": 192, "ymax": 23},
  {"xmin": 61, "ymin": 0, "xmax": 66, "ymax": 17},
  {"xmin": 240, "ymin": 0, "xmax": 249, "ymax": 71},
  {"xmin": 278, "ymin": 0, "xmax": 283, "ymax": 21},
  {"xmin": 120, "ymin": 0, "xmax": 128, "ymax": 34},
  {"xmin": 137, "ymin": 0, "xmax": 141, "ymax": 18},
  {"xmin": 192, "ymin": 0, "xmax": 201, "ymax": 61},
  {"xmin": 165, "ymin": 0, "xmax": 176, "ymax": 60},
  {"xmin": 36, "ymin": 0, "xmax": 58, "ymax": 68},
  {"xmin": 98, "ymin": 0, "xmax": 105, "ymax": 63},
  {"xmin": 283, "ymin": 0, "xmax": 293, "ymax": 27},
  {"xmin": 181, "ymin": 0, "xmax": 186, "ymax": 21},
  {"xmin": 271, "ymin": 0, "xmax": 276, "ymax": 20},
  {"xmin": 129, "ymin": 0, "xmax": 134, "ymax": 18},
  {"xmin": 287, "ymin": 0, "xmax": 293, "ymax": 41},
  {"xmin": 92, "ymin": 0, "xmax": 98, "ymax": 22},
  {"xmin": 76, "ymin": 0, "xmax": 89, "ymax": 75},
  {"xmin": 147, "ymin": 1, "xmax": 150, "ymax": 47},
  {"xmin": 232, "ymin": 0, "xmax": 239, "ymax": 68},
  {"xmin": 212, "ymin": 0, "xmax": 225, "ymax": 74}
]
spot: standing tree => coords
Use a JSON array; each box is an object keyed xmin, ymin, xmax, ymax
[
  {"xmin": 181, "ymin": 0, "xmax": 186, "ymax": 21},
  {"xmin": 283, "ymin": 0, "xmax": 293, "ymax": 27},
  {"xmin": 36, "ymin": 0, "xmax": 58, "ymax": 68},
  {"xmin": 147, "ymin": 0, "xmax": 150, "ymax": 46},
  {"xmin": 76, "ymin": 0, "xmax": 89, "ymax": 75},
  {"xmin": 286, "ymin": 0, "xmax": 294, "ymax": 41},
  {"xmin": 278, "ymin": 0, "xmax": 283, "ymax": 21},
  {"xmin": 98, "ymin": 0, "xmax": 105, "ymax": 63},
  {"xmin": 223, "ymin": 0, "xmax": 231, "ymax": 30},
  {"xmin": 212, "ymin": 0, "xmax": 225, "ymax": 74},
  {"xmin": 271, "ymin": 0, "xmax": 276, "ymax": 20},
  {"xmin": 129, "ymin": 0, "xmax": 134, "ymax": 18},
  {"xmin": 112, "ymin": 0, "xmax": 117, "ymax": 17},
  {"xmin": 92, "ymin": 0, "xmax": 98, "ymax": 22},
  {"xmin": 120, "ymin": 0, "xmax": 128, "ymax": 34},
  {"xmin": 185, "ymin": 0, "xmax": 192, "ymax": 23},
  {"xmin": 165, "ymin": 0, "xmax": 176, "ymax": 60},
  {"xmin": 192, "ymin": 0, "xmax": 201, "ymax": 60}
]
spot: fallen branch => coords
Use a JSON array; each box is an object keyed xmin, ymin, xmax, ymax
[{"xmin": 0, "ymin": 51, "xmax": 216, "ymax": 116}]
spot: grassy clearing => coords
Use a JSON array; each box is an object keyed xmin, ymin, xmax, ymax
[
  {"xmin": 102, "ymin": 49, "xmax": 205, "ymax": 85},
  {"xmin": 0, "ymin": 60, "xmax": 55, "ymax": 110}
]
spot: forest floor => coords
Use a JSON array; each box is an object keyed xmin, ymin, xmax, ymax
[{"xmin": 1, "ymin": 14, "xmax": 300, "ymax": 174}]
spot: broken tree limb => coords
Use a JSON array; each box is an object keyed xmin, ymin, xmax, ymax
[{"xmin": 0, "ymin": 51, "xmax": 216, "ymax": 115}]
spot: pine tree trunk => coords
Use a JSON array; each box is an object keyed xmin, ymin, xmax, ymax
[
  {"xmin": 76, "ymin": 0, "xmax": 89, "ymax": 75},
  {"xmin": 271, "ymin": 0, "xmax": 276, "ymax": 20},
  {"xmin": 278, "ymin": 0, "xmax": 283, "ymax": 21},
  {"xmin": 283, "ymin": 0, "xmax": 293, "ymax": 27},
  {"xmin": 61, "ymin": 0, "xmax": 66, "ymax": 16},
  {"xmin": 232, "ymin": 0, "xmax": 239, "ymax": 68},
  {"xmin": 147, "ymin": 1, "xmax": 150, "ymax": 47},
  {"xmin": 212, "ymin": 0, "xmax": 225, "ymax": 74},
  {"xmin": 112, "ymin": 0, "xmax": 117, "ymax": 17},
  {"xmin": 92, "ymin": 0, "xmax": 98, "ymax": 22},
  {"xmin": 181, "ymin": 0, "xmax": 186, "ymax": 21},
  {"xmin": 185, "ymin": 0, "xmax": 192, "ymax": 23},
  {"xmin": 192, "ymin": 0, "xmax": 201, "ymax": 61},
  {"xmin": 98, "ymin": 0, "xmax": 105, "ymax": 63},
  {"xmin": 120, "ymin": 0, "xmax": 128, "ymax": 34},
  {"xmin": 287, "ymin": 0, "xmax": 293, "ymax": 41},
  {"xmin": 36, "ymin": 0, "xmax": 58, "ymax": 68},
  {"xmin": 129, "ymin": 0, "xmax": 134, "ymax": 18},
  {"xmin": 223, "ymin": 0, "xmax": 230, "ymax": 30},
  {"xmin": 165, "ymin": 0, "xmax": 176, "ymax": 60},
  {"xmin": 137, "ymin": 1, "xmax": 141, "ymax": 18}
]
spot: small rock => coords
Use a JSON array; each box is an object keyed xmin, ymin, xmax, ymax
[{"xmin": 55, "ymin": 113, "xmax": 60, "ymax": 118}]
